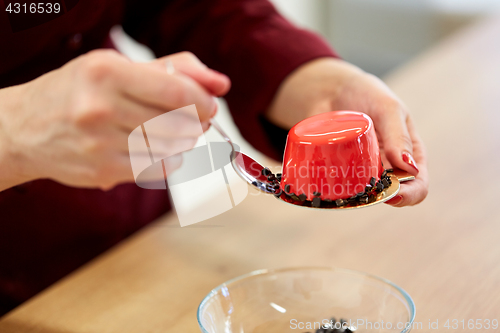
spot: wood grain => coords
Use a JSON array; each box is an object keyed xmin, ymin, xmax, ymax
[{"xmin": 2, "ymin": 14, "xmax": 500, "ymax": 333}]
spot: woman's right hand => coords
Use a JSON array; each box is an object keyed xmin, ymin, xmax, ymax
[{"xmin": 0, "ymin": 50, "xmax": 230, "ymax": 191}]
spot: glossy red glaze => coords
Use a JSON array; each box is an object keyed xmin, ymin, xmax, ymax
[{"xmin": 281, "ymin": 111, "xmax": 382, "ymax": 201}]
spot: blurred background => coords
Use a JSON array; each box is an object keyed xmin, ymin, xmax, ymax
[
  {"xmin": 271, "ymin": 0, "xmax": 500, "ymax": 76},
  {"xmin": 115, "ymin": 0, "xmax": 500, "ymax": 77}
]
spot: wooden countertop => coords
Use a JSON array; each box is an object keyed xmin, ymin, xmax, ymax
[{"xmin": 2, "ymin": 14, "xmax": 500, "ymax": 333}]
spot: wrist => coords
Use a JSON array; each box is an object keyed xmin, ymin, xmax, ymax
[
  {"xmin": 0, "ymin": 85, "xmax": 37, "ymax": 191},
  {"xmin": 266, "ymin": 57, "xmax": 366, "ymax": 129}
]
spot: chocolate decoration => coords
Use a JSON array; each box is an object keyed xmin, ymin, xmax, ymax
[{"xmin": 261, "ymin": 167, "xmax": 272, "ymax": 176}]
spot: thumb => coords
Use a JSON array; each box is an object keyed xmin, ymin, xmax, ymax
[
  {"xmin": 149, "ymin": 52, "xmax": 231, "ymax": 97},
  {"xmin": 374, "ymin": 106, "xmax": 419, "ymax": 176}
]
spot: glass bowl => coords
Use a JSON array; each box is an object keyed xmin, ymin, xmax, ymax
[{"xmin": 198, "ymin": 267, "xmax": 415, "ymax": 333}]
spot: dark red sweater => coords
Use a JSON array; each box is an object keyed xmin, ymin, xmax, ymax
[{"xmin": 0, "ymin": 0, "xmax": 337, "ymax": 315}]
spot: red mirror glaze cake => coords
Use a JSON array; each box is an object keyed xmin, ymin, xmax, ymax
[{"xmin": 281, "ymin": 111, "xmax": 383, "ymax": 201}]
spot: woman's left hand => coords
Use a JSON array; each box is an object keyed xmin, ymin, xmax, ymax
[{"xmin": 266, "ymin": 57, "xmax": 428, "ymax": 207}]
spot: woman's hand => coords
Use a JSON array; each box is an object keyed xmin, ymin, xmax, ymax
[
  {"xmin": 0, "ymin": 50, "xmax": 230, "ymax": 191},
  {"xmin": 266, "ymin": 57, "xmax": 428, "ymax": 207}
]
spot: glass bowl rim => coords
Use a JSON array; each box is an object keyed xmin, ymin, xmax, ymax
[{"xmin": 197, "ymin": 266, "xmax": 416, "ymax": 333}]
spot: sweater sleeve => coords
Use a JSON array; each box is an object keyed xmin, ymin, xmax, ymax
[{"xmin": 122, "ymin": 0, "xmax": 339, "ymax": 161}]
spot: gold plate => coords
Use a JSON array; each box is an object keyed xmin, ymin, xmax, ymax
[{"xmin": 275, "ymin": 169, "xmax": 415, "ymax": 210}]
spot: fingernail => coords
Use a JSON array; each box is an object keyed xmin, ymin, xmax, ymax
[
  {"xmin": 387, "ymin": 195, "xmax": 403, "ymax": 205},
  {"xmin": 402, "ymin": 151, "xmax": 419, "ymax": 174}
]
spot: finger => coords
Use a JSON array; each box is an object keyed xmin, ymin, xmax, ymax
[
  {"xmin": 385, "ymin": 174, "xmax": 428, "ymax": 207},
  {"xmin": 113, "ymin": 97, "xmax": 208, "ymax": 137},
  {"xmin": 115, "ymin": 62, "xmax": 217, "ymax": 122},
  {"xmin": 378, "ymin": 148, "xmax": 391, "ymax": 169},
  {"xmin": 85, "ymin": 123, "xmax": 198, "ymax": 159},
  {"xmin": 386, "ymin": 122, "xmax": 429, "ymax": 206},
  {"xmin": 150, "ymin": 52, "xmax": 231, "ymax": 97},
  {"xmin": 373, "ymin": 104, "xmax": 419, "ymax": 176},
  {"xmin": 143, "ymin": 136, "xmax": 198, "ymax": 161}
]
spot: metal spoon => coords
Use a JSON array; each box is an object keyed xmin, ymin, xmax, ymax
[
  {"xmin": 210, "ymin": 119, "xmax": 276, "ymax": 194},
  {"xmin": 210, "ymin": 119, "xmax": 415, "ymax": 209}
]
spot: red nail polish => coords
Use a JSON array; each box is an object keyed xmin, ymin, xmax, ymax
[
  {"xmin": 402, "ymin": 152, "xmax": 419, "ymax": 174},
  {"xmin": 387, "ymin": 195, "xmax": 403, "ymax": 205}
]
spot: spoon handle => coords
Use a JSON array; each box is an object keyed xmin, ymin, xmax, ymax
[
  {"xmin": 210, "ymin": 119, "xmax": 235, "ymax": 150},
  {"xmin": 210, "ymin": 118, "xmax": 243, "ymax": 178},
  {"xmin": 210, "ymin": 118, "xmax": 238, "ymax": 166},
  {"xmin": 391, "ymin": 169, "xmax": 415, "ymax": 182},
  {"xmin": 210, "ymin": 119, "xmax": 278, "ymax": 194}
]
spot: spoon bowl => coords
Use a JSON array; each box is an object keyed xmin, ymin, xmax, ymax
[{"xmin": 210, "ymin": 119, "xmax": 276, "ymax": 194}]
